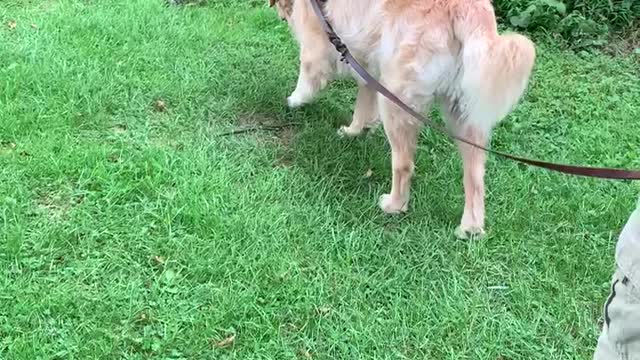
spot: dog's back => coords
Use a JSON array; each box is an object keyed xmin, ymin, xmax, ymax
[
  {"xmin": 364, "ymin": 0, "xmax": 536, "ymax": 130},
  {"xmin": 310, "ymin": 0, "xmax": 535, "ymax": 129}
]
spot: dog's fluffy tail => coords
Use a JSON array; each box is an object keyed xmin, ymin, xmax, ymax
[{"xmin": 453, "ymin": 7, "xmax": 536, "ymax": 131}]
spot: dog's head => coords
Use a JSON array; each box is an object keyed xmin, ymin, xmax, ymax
[{"xmin": 269, "ymin": 0, "xmax": 293, "ymax": 22}]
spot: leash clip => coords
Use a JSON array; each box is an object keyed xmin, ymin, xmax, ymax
[{"xmin": 326, "ymin": 28, "xmax": 349, "ymax": 63}]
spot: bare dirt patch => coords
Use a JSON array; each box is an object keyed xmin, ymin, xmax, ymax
[
  {"xmin": 232, "ymin": 111, "xmax": 298, "ymax": 167},
  {"xmin": 34, "ymin": 189, "xmax": 83, "ymax": 222}
]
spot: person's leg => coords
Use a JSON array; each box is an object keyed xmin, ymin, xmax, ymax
[{"xmin": 593, "ymin": 269, "xmax": 640, "ymax": 359}]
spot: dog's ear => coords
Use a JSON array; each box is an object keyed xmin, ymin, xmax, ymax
[{"xmin": 269, "ymin": 0, "xmax": 276, "ymax": 7}]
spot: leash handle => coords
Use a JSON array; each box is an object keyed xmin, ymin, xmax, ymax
[{"xmin": 308, "ymin": 0, "xmax": 640, "ymax": 180}]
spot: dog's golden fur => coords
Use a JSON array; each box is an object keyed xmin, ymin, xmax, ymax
[{"xmin": 270, "ymin": 0, "xmax": 536, "ymax": 238}]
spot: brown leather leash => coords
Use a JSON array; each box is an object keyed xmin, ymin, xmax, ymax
[{"xmin": 308, "ymin": 0, "xmax": 640, "ymax": 180}]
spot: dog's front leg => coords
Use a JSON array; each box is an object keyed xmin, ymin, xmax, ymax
[
  {"xmin": 287, "ymin": 49, "xmax": 332, "ymax": 108},
  {"xmin": 338, "ymin": 82, "xmax": 379, "ymax": 137}
]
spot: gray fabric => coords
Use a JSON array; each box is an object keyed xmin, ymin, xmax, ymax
[
  {"xmin": 616, "ymin": 199, "xmax": 640, "ymax": 289},
  {"xmin": 594, "ymin": 270, "xmax": 640, "ymax": 359},
  {"xmin": 594, "ymin": 199, "xmax": 640, "ymax": 359}
]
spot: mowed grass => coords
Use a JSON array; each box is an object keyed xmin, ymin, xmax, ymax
[{"xmin": 1, "ymin": 0, "xmax": 639, "ymax": 358}]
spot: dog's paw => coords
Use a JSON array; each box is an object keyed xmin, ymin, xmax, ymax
[
  {"xmin": 338, "ymin": 119, "xmax": 381, "ymax": 137},
  {"xmin": 366, "ymin": 117, "xmax": 381, "ymax": 130},
  {"xmin": 337, "ymin": 125, "xmax": 364, "ymax": 137},
  {"xmin": 365, "ymin": 120, "xmax": 381, "ymax": 133},
  {"xmin": 378, "ymin": 194, "xmax": 408, "ymax": 214},
  {"xmin": 454, "ymin": 225, "xmax": 486, "ymax": 240},
  {"xmin": 287, "ymin": 93, "xmax": 306, "ymax": 108}
]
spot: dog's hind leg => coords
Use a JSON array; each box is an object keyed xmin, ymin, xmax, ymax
[
  {"xmin": 447, "ymin": 28, "xmax": 535, "ymax": 237},
  {"xmin": 338, "ymin": 83, "xmax": 379, "ymax": 137},
  {"xmin": 456, "ymin": 127, "xmax": 488, "ymax": 239},
  {"xmin": 443, "ymin": 101, "xmax": 488, "ymax": 239},
  {"xmin": 377, "ymin": 63, "xmax": 429, "ymax": 214}
]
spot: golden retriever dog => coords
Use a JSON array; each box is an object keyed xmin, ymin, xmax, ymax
[{"xmin": 270, "ymin": 0, "xmax": 536, "ymax": 238}]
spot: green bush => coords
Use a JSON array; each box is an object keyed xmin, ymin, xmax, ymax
[{"xmin": 494, "ymin": 0, "xmax": 639, "ymax": 48}]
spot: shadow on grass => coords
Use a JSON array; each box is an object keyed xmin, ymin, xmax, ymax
[{"xmin": 224, "ymin": 78, "xmax": 465, "ymax": 234}]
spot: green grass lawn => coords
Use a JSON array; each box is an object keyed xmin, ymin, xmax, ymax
[{"xmin": 1, "ymin": 0, "xmax": 639, "ymax": 358}]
